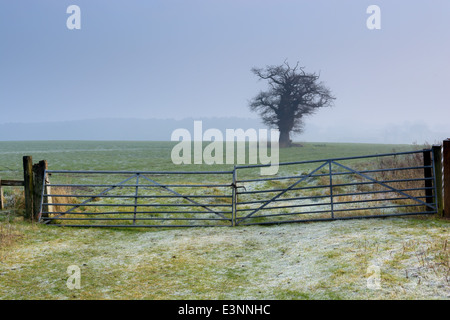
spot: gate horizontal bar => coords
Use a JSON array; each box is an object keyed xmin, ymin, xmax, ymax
[
  {"xmin": 237, "ymin": 202, "xmax": 332, "ymax": 212},
  {"xmin": 237, "ymin": 189, "xmax": 430, "ymax": 205},
  {"xmin": 236, "ymin": 196, "xmax": 431, "ymax": 212},
  {"xmin": 236, "ymin": 209, "xmax": 333, "ymax": 221},
  {"xmin": 41, "ymin": 210, "xmax": 233, "ymax": 215},
  {"xmin": 234, "ymin": 149, "xmax": 431, "ymax": 169},
  {"xmin": 45, "ymin": 194, "xmax": 232, "ymax": 199},
  {"xmin": 46, "ymin": 203, "xmax": 231, "ymax": 207},
  {"xmin": 259, "ymin": 203, "xmax": 433, "ymax": 218},
  {"xmin": 47, "ymin": 170, "xmax": 234, "ymax": 174},
  {"xmin": 42, "ymin": 217, "xmax": 231, "ymax": 221},
  {"xmin": 237, "ymin": 165, "xmax": 432, "ymax": 183},
  {"xmin": 237, "ymin": 178, "xmax": 433, "ymax": 195},
  {"xmin": 46, "ymin": 183, "xmax": 232, "ymax": 188},
  {"xmin": 237, "ymin": 203, "xmax": 435, "ymax": 221},
  {"xmin": 45, "ymin": 224, "xmax": 233, "ymax": 228},
  {"xmin": 237, "ymin": 211, "xmax": 436, "ymax": 226},
  {"xmin": 237, "ymin": 194, "xmax": 330, "ymax": 205},
  {"xmin": 331, "ymin": 188, "xmax": 433, "ymax": 199}
]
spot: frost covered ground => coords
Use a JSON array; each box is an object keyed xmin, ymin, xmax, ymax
[{"xmin": 0, "ymin": 216, "xmax": 448, "ymax": 300}]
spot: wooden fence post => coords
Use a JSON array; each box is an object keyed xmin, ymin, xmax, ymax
[
  {"xmin": 423, "ymin": 149, "xmax": 433, "ymax": 211},
  {"xmin": 443, "ymin": 139, "xmax": 450, "ymax": 219},
  {"xmin": 23, "ymin": 156, "xmax": 34, "ymax": 220},
  {"xmin": 432, "ymin": 145, "xmax": 443, "ymax": 216},
  {"xmin": 32, "ymin": 160, "xmax": 48, "ymax": 221}
]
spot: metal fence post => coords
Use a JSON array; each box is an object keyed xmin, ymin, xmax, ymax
[
  {"xmin": 432, "ymin": 145, "xmax": 443, "ymax": 216},
  {"xmin": 443, "ymin": 139, "xmax": 450, "ymax": 219}
]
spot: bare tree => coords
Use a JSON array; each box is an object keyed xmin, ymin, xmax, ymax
[{"xmin": 249, "ymin": 61, "xmax": 335, "ymax": 147}]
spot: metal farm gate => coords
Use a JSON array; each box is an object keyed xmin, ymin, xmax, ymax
[
  {"xmin": 233, "ymin": 149, "xmax": 438, "ymax": 226},
  {"xmin": 38, "ymin": 170, "xmax": 235, "ymax": 227},
  {"xmin": 38, "ymin": 149, "xmax": 439, "ymax": 227}
]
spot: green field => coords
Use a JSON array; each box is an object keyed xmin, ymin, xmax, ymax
[
  {"xmin": 0, "ymin": 140, "xmax": 417, "ymax": 180},
  {"xmin": 1, "ymin": 141, "xmax": 448, "ymax": 300},
  {"xmin": 0, "ymin": 140, "xmax": 424, "ymax": 227}
]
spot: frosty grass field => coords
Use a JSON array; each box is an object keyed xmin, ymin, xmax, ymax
[{"xmin": 0, "ymin": 141, "xmax": 448, "ymax": 299}]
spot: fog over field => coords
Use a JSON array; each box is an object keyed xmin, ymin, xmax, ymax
[
  {"xmin": 1, "ymin": 1, "xmax": 450, "ymax": 145},
  {"xmin": 0, "ymin": 117, "xmax": 447, "ymax": 144}
]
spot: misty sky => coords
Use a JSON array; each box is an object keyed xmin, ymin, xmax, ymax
[{"xmin": 0, "ymin": 1, "xmax": 449, "ymax": 141}]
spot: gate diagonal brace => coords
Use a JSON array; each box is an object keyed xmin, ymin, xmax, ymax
[
  {"xmin": 140, "ymin": 174, "xmax": 228, "ymax": 220},
  {"xmin": 331, "ymin": 161, "xmax": 436, "ymax": 210},
  {"xmin": 41, "ymin": 174, "xmax": 138, "ymax": 223},
  {"xmin": 237, "ymin": 161, "xmax": 329, "ymax": 224}
]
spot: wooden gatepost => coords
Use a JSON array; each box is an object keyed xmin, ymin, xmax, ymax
[
  {"xmin": 23, "ymin": 156, "xmax": 34, "ymax": 220},
  {"xmin": 432, "ymin": 145, "xmax": 443, "ymax": 216},
  {"xmin": 443, "ymin": 139, "xmax": 450, "ymax": 219},
  {"xmin": 33, "ymin": 159, "xmax": 48, "ymax": 221},
  {"xmin": 22, "ymin": 156, "xmax": 49, "ymax": 221}
]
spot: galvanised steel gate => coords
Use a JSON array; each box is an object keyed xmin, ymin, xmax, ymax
[
  {"xmin": 234, "ymin": 149, "xmax": 438, "ymax": 226},
  {"xmin": 38, "ymin": 149, "xmax": 438, "ymax": 227},
  {"xmin": 39, "ymin": 170, "xmax": 235, "ymax": 227}
]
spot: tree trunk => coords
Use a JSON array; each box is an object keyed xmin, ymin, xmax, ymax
[{"xmin": 279, "ymin": 129, "xmax": 291, "ymax": 148}]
